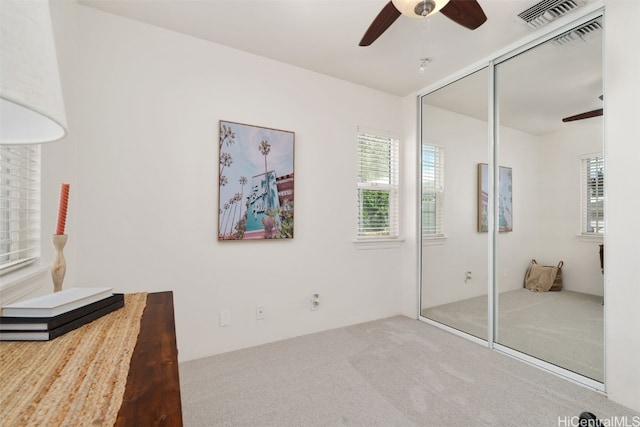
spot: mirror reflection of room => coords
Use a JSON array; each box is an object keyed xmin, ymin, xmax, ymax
[
  {"xmin": 420, "ymin": 67, "xmax": 489, "ymax": 341},
  {"xmin": 420, "ymin": 17, "xmax": 604, "ymax": 383},
  {"xmin": 495, "ymin": 17, "xmax": 604, "ymax": 383}
]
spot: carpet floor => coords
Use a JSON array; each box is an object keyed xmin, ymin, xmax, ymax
[
  {"xmin": 422, "ymin": 289, "xmax": 604, "ymax": 382},
  {"xmin": 179, "ymin": 316, "xmax": 636, "ymax": 426}
]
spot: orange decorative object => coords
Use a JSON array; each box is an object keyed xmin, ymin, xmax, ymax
[{"xmin": 56, "ymin": 183, "xmax": 69, "ymax": 235}]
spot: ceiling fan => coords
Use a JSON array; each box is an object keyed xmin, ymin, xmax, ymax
[
  {"xmin": 562, "ymin": 96, "xmax": 604, "ymax": 122},
  {"xmin": 359, "ymin": 0, "xmax": 488, "ymax": 47}
]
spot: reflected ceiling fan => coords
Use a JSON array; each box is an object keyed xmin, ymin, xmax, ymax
[
  {"xmin": 562, "ymin": 95, "xmax": 604, "ymax": 122},
  {"xmin": 359, "ymin": 0, "xmax": 487, "ymax": 47}
]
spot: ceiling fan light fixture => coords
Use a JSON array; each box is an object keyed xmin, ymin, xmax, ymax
[
  {"xmin": 391, "ymin": 0, "xmax": 451, "ymax": 18},
  {"xmin": 419, "ymin": 58, "xmax": 432, "ymax": 74}
]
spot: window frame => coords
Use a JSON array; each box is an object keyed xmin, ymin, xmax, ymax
[
  {"xmin": 356, "ymin": 129, "xmax": 400, "ymax": 242},
  {"xmin": 421, "ymin": 144, "xmax": 444, "ymax": 238},
  {"xmin": 580, "ymin": 153, "xmax": 604, "ymax": 236},
  {"xmin": 0, "ymin": 144, "xmax": 41, "ymax": 276}
]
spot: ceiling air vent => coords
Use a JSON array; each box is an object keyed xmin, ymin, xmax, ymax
[
  {"xmin": 552, "ymin": 18, "xmax": 602, "ymax": 46},
  {"xmin": 518, "ymin": 0, "xmax": 585, "ymax": 29}
]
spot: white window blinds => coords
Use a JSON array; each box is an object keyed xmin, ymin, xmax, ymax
[
  {"xmin": 422, "ymin": 145, "xmax": 444, "ymax": 236},
  {"xmin": 357, "ymin": 131, "xmax": 399, "ymax": 239},
  {"xmin": 0, "ymin": 145, "xmax": 41, "ymax": 273},
  {"xmin": 581, "ymin": 154, "xmax": 604, "ymax": 234}
]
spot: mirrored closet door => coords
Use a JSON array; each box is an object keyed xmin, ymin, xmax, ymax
[
  {"xmin": 419, "ymin": 11, "xmax": 604, "ymax": 385},
  {"xmin": 494, "ymin": 16, "xmax": 604, "ymax": 383},
  {"xmin": 420, "ymin": 67, "xmax": 489, "ymax": 341}
]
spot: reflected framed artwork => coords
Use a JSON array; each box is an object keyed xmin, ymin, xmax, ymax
[
  {"xmin": 478, "ymin": 163, "xmax": 512, "ymax": 232},
  {"xmin": 218, "ymin": 120, "xmax": 294, "ymax": 240}
]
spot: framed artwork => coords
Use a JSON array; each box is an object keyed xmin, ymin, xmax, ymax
[
  {"xmin": 218, "ymin": 120, "xmax": 294, "ymax": 240},
  {"xmin": 477, "ymin": 163, "xmax": 512, "ymax": 232}
]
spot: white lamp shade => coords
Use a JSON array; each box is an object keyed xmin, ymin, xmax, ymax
[
  {"xmin": 391, "ymin": 0, "xmax": 450, "ymax": 18},
  {"xmin": 1, "ymin": 0, "xmax": 67, "ymax": 144}
]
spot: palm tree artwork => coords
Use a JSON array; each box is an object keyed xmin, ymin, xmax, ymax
[
  {"xmin": 237, "ymin": 176, "xmax": 248, "ymax": 228},
  {"xmin": 218, "ymin": 121, "xmax": 294, "ymax": 240},
  {"xmin": 219, "ymin": 124, "xmax": 236, "ymax": 183},
  {"xmin": 259, "ymin": 140, "xmax": 271, "ymax": 212}
]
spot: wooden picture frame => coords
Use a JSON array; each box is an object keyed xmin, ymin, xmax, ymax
[{"xmin": 218, "ymin": 121, "xmax": 294, "ymax": 240}]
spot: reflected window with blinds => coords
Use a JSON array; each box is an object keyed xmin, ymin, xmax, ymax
[
  {"xmin": 356, "ymin": 131, "xmax": 399, "ymax": 239},
  {"xmin": 422, "ymin": 145, "xmax": 444, "ymax": 237},
  {"xmin": 582, "ymin": 154, "xmax": 604, "ymax": 234},
  {"xmin": 0, "ymin": 145, "xmax": 41, "ymax": 274}
]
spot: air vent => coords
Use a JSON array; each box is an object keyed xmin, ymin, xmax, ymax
[
  {"xmin": 552, "ymin": 18, "xmax": 602, "ymax": 45},
  {"xmin": 518, "ymin": 0, "xmax": 585, "ymax": 29}
]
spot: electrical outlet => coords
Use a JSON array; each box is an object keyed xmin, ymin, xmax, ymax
[
  {"xmin": 311, "ymin": 294, "xmax": 320, "ymax": 311},
  {"xmin": 256, "ymin": 305, "xmax": 265, "ymax": 320},
  {"xmin": 220, "ymin": 310, "xmax": 231, "ymax": 327}
]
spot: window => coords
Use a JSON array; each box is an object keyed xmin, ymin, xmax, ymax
[
  {"xmin": 0, "ymin": 145, "xmax": 41, "ymax": 274},
  {"xmin": 356, "ymin": 130, "xmax": 399, "ymax": 239},
  {"xmin": 581, "ymin": 154, "xmax": 604, "ymax": 234},
  {"xmin": 422, "ymin": 145, "xmax": 444, "ymax": 237}
]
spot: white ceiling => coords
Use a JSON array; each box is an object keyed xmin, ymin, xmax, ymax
[
  {"xmin": 77, "ymin": 0, "xmax": 603, "ymax": 135},
  {"xmin": 424, "ymin": 28, "xmax": 603, "ymax": 135}
]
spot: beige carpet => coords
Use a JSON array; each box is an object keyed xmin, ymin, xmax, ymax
[
  {"xmin": 179, "ymin": 316, "xmax": 636, "ymax": 427},
  {"xmin": 422, "ymin": 288, "xmax": 604, "ymax": 382}
]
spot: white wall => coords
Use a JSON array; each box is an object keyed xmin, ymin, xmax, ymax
[
  {"xmin": 537, "ymin": 120, "xmax": 604, "ymax": 295},
  {"xmin": 603, "ymin": 0, "xmax": 640, "ymax": 413},
  {"xmin": 47, "ymin": 3, "xmax": 404, "ymax": 362},
  {"xmin": 495, "ymin": 126, "xmax": 541, "ymax": 293},
  {"xmin": 42, "ymin": 1, "xmax": 80, "ymax": 288},
  {"xmin": 420, "ymin": 105, "xmax": 491, "ymax": 307},
  {"xmin": 400, "ymin": 94, "xmax": 420, "ymax": 317},
  {"xmin": 420, "ymin": 105, "xmax": 540, "ymax": 308}
]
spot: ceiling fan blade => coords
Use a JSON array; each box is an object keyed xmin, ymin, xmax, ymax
[
  {"xmin": 562, "ymin": 108, "xmax": 604, "ymax": 122},
  {"xmin": 441, "ymin": 0, "xmax": 487, "ymax": 30},
  {"xmin": 359, "ymin": 1, "xmax": 401, "ymax": 46}
]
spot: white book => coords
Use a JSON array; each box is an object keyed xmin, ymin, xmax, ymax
[{"xmin": 1, "ymin": 287, "xmax": 113, "ymax": 318}]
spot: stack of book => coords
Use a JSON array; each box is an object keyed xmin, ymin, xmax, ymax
[{"xmin": 0, "ymin": 287, "xmax": 124, "ymax": 341}]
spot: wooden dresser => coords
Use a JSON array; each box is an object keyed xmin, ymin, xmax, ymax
[
  {"xmin": 115, "ymin": 291, "xmax": 183, "ymax": 426},
  {"xmin": 0, "ymin": 291, "xmax": 182, "ymax": 426}
]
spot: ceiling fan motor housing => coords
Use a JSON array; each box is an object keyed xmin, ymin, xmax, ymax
[
  {"xmin": 415, "ymin": 0, "xmax": 436, "ymax": 17},
  {"xmin": 392, "ymin": 0, "xmax": 449, "ymax": 18}
]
